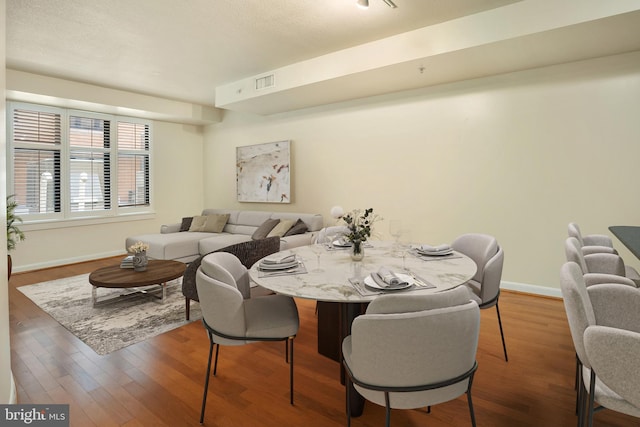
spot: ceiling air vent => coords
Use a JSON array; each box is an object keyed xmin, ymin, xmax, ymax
[{"xmin": 255, "ymin": 74, "xmax": 275, "ymax": 91}]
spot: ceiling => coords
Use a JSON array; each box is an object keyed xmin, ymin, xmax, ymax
[
  {"xmin": 6, "ymin": 0, "xmax": 520, "ymax": 106},
  {"xmin": 6, "ymin": 0, "xmax": 640, "ymax": 116}
]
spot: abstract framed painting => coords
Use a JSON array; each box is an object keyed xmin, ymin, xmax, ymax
[{"xmin": 236, "ymin": 140, "xmax": 291, "ymax": 203}]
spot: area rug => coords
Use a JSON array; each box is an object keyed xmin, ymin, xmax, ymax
[{"xmin": 18, "ymin": 274, "xmax": 202, "ymax": 355}]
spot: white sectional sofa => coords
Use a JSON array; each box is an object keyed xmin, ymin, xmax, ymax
[{"xmin": 125, "ymin": 209, "xmax": 324, "ymax": 263}]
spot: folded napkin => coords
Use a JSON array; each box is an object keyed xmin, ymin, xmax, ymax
[
  {"xmin": 372, "ymin": 266, "xmax": 409, "ymax": 289},
  {"xmin": 261, "ymin": 254, "xmax": 296, "ymax": 265},
  {"xmin": 418, "ymin": 244, "xmax": 451, "ymax": 253}
]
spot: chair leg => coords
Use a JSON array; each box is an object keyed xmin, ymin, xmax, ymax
[
  {"xmin": 575, "ymin": 354, "xmax": 579, "ymax": 391},
  {"xmin": 289, "ymin": 337, "xmax": 294, "ymax": 405},
  {"xmin": 199, "ymin": 335, "xmax": 215, "ymax": 424},
  {"xmin": 577, "ymin": 364, "xmax": 585, "ymax": 427},
  {"xmin": 467, "ymin": 372, "xmax": 477, "ymax": 427},
  {"xmin": 575, "ymin": 355, "xmax": 580, "ymax": 416},
  {"xmin": 213, "ymin": 343, "xmax": 220, "ymax": 376},
  {"xmin": 185, "ymin": 297, "xmax": 191, "ymax": 321},
  {"xmin": 587, "ymin": 369, "xmax": 596, "ymax": 427},
  {"xmin": 495, "ymin": 302, "xmax": 508, "ymax": 361},
  {"xmin": 384, "ymin": 392, "xmax": 391, "ymax": 427},
  {"xmin": 346, "ymin": 376, "xmax": 352, "ymax": 427}
]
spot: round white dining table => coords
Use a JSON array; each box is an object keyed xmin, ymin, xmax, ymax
[
  {"xmin": 249, "ymin": 240, "xmax": 477, "ymax": 417},
  {"xmin": 249, "ymin": 240, "xmax": 477, "ymax": 302}
]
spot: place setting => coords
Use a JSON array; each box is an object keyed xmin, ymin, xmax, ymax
[
  {"xmin": 257, "ymin": 253, "xmax": 308, "ymax": 277},
  {"xmin": 326, "ymin": 236, "xmax": 352, "ymax": 250},
  {"xmin": 349, "ymin": 266, "xmax": 435, "ymax": 296},
  {"xmin": 325, "ymin": 236, "xmax": 374, "ymax": 251},
  {"xmin": 410, "ymin": 243, "xmax": 462, "ymax": 261}
]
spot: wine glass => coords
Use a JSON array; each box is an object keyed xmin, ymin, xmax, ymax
[
  {"xmin": 389, "ymin": 220, "xmax": 403, "ymax": 255},
  {"xmin": 325, "ymin": 231, "xmax": 337, "ymax": 249},
  {"xmin": 309, "ymin": 241, "xmax": 325, "ymax": 272},
  {"xmin": 400, "ymin": 240, "xmax": 412, "ymax": 271}
]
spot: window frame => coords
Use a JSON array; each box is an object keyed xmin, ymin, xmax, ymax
[{"xmin": 7, "ymin": 102, "xmax": 154, "ymax": 227}]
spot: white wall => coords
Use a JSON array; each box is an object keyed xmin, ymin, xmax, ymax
[
  {"xmin": 1, "ymin": 0, "xmax": 16, "ymax": 404},
  {"xmin": 204, "ymin": 51, "xmax": 640, "ymax": 291}
]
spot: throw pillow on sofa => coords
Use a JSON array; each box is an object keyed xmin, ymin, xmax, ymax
[
  {"xmin": 179, "ymin": 217, "xmax": 193, "ymax": 232},
  {"xmin": 203, "ymin": 214, "xmax": 230, "ymax": 232},
  {"xmin": 283, "ymin": 218, "xmax": 309, "ymax": 236},
  {"xmin": 267, "ymin": 219, "xmax": 296, "ymax": 237},
  {"xmin": 189, "ymin": 214, "xmax": 230, "ymax": 232},
  {"xmin": 252, "ymin": 218, "xmax": 280, "ymax": 240}
]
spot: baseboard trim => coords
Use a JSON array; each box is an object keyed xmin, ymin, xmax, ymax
[
  {"xmin": 12, "ymin": 250, "xmax": 125, "ymax": 274},
  {"xmin": 502, "ymin": 280, "xmax": 561, "ymax": 298},
  {"xmin": 8, "ymin": 372, "xmax": 18, "ymax": 405}
]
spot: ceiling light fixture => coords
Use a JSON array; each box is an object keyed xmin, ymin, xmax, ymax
[{"xmin": 356, "ymin": 0, "xmax": 397, "ymax": 9}]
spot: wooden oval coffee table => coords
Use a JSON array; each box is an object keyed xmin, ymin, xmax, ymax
[{"xmin": 89, "ymin": 259, "xmax": 186, "ymax": 306}]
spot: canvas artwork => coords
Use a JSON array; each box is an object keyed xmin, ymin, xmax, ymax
[{"xmin": 236, "ymin": 140, "xmax": 291, "ymax": 203}]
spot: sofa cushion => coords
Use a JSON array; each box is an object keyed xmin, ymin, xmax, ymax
[
  {"xmin": 126, "ymin": 232, "xmax": 210, "ymax": 261},
  {"xmin": 189, "ymin": 215, "xmax": 207, "ymax": 231},
  {"xmin": 179, "ymin": 217, "xmax": 193, "ymax": 232},
  {"xmin": 283, "ymin": 218, "xmax": 309, "ymax": 236},
  {"xmin": 267, "ymin": 219, "xmax": 296, "ymax": 237},
  {"xmin": 199, "ymin": 234, "xmax": 253, "ymax": 255},
  {"xmin": 280, "ymin": 233, "xmax": 315, "ymax": 250},
  {"xmin": 189, "ymin": 214, "xmax": 229, "ymax": 232},
  {"xmin": 203, "ymin": 214, "xmax": 230, "ymax": 232},
  {"xmin": 252, "ymin": 218, "xmax": 280, "ymax": 240}
]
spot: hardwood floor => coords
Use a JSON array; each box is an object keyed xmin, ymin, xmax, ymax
[{"xmin": 8, "ymin": 257, "xmax": 638, "ymax": 427}]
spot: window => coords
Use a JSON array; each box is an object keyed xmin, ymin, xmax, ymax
[{"xmin": 7, "ymin": 102, "xmax": 153, "ymax": 223}]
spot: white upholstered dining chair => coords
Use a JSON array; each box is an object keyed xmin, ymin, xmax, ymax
[
  {"xmin": 195, "ymin": 252, "xmax": 299, "ymax": 424},
  {"xmin": 451, "ymin": 233, "xmax": 507, "ymax": 361},
  {"xmin": 568, "ymin": 223, "xmax": 640, "ymax": 283},
  {"xmin": 560, "ymin": 261, "xmax": 640, "ymax": 427},
  {"xmin": 342, "ymin": 286, "xmax": 480, "ymax": 427},
  {"xmin": 564, "ymin": 237, "xmax": 638, "ymax": 287},
  {"xmin": 568, "ymin": 222, "xmax": 616, "ymax": 255}
]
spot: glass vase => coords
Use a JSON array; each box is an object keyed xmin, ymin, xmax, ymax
[{"xmin": 350, "ymin": 240, "xmax": 365, "ymax": 262}]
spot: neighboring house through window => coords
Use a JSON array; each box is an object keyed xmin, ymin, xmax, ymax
[{"xmin": 7, "ymin": 102, "xmax": 152, "ymax": 224}]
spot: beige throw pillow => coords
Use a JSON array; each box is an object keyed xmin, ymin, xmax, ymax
[
  {"xmin": 188, "ymin": 215, "xmax": 208, "ymax": 232},
  {"xmin": 267, "ymin": 219, "xmax": 296, "ymax": 237},
  {"xmin": 189, "ymin": 214, "xmax": 229, "ymax": 232},
  {"xmin": 203, "ymin": 214, "xmax": 230, "ymax": 233}
]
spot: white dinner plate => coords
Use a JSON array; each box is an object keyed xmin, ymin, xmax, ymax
[
  {"xmin": 261, "ymin": 254, "xmax": 296, "ymax": 264},
  {"xmin": 258, "ymin": 260, "xmax": 299, "ymax": 271},
  {"xmin": 417, "ymin": 249, "xmax": 453, "ymax": 256},
  {"xmin": 364, "ymin": 273, "xmax": 414, "ymax": 291},
  {"xmin": 332, "ymin": 239, "xmax": 352, "ymax": 247}
]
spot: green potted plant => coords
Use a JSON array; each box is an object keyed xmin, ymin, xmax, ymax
[
  {"xmin": 7, "ymin": 195, "xmax": 25, "ymax": 279},
  {"xmin": 340, "ymin": 208, "xmax": 382, "ymax": 261}
]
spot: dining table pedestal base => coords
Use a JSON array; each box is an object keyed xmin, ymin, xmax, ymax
[{"xmin": 317, "ymin": 301, "xmax": 368, "ymax": 417}]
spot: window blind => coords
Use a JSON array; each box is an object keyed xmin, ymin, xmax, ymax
[
  {"xmin": 11, "ymin": 109, "xmax": 62, "ymax": 215},
  {"xmin": 117, "ymin": 121, "xmax": 150, "ymax": 207},
  {"xmin": 7, "ymin": 103, "xmax": 153, "ymax": 222}
]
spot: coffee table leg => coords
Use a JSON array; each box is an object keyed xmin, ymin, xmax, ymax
[
  {"xmin": 161, "ymin": 282, "xmax": 166, "ymax": 303},
  {"xmin": 92, "ymin": 286, "xmax": 98, "ymax": 307}
]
